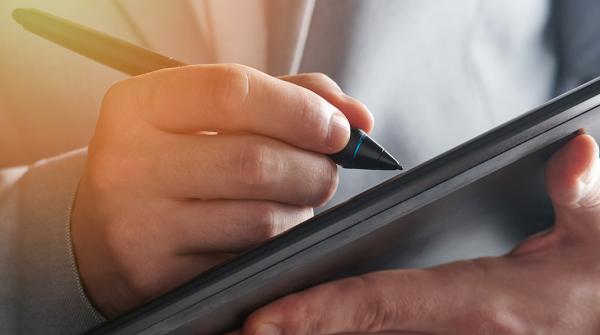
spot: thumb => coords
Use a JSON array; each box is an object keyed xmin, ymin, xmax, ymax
[
  {"xmin": 241, "ymin": 268, "xmax": 478, "ymax": 335},
  {"xmin": 545, "ymin": 134, "xmax": 600, "ymax": 232}
]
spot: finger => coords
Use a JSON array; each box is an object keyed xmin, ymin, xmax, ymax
[
  {"xmin": 242, "ymin": 264, "xmax": 487, "ymax": 335},
  {"xmin": 280, "ymin": 73, "xmax": 374, "ymax": 133},
  {"xmin": 545, "ymin": 134, "xmax": 600, "ymax": 232},
  {"xmin": 169, "ymin": 200, "xmax": 313, "ymax": 254},
  {"xmin": 151, "ymin": 133, "xmax": 338, "ymax": 207},
  {"xmin": 105, "ymin": 64, "xmax": 350, "ymax": 153}
]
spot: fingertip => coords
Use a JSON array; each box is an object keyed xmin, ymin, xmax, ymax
[
  {"xmin": 338, "ymin": 94, "xmax": 375, "ymax": 133},
  {"xmin": 546, "ymin": 134, "xmax": 599, "ymax": 207}
]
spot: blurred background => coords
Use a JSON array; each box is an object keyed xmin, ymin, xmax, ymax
[{"xmin": 3, "ymin": 0, "xmax": 600, "ymax": 267}]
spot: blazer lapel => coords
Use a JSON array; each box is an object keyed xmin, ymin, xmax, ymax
[
  {"xmin": 114, "ymin": 0, "xmax": 315, "ymax": 74},
  {"xmin": 265, "ymin": 0, "xmax": 315, "ymax": 75},
  {"xmin": 196, "ymin": 0, "xmax": 268, "ymax": 71},
  {"xmin": 115, "ymin": 0, "xmax": 213, "ymax": 64}
]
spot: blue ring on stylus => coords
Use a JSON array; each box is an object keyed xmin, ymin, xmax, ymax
[{"xmin": 352, "ymin": 132, "xmax": 367, "ymax": 160}]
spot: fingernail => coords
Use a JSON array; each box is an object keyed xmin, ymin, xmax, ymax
[
  {"xmin": 327, "ymin": 112, "xmax": 350, "ymax": 151},
  {"xmin": 253, "ymin": 323, "xmax": 282, "ymax": 335}
]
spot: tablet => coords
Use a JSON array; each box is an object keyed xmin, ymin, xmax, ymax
[{"xmin": 86, "ymin": 77, "xmax": 600, "ymax": 334}]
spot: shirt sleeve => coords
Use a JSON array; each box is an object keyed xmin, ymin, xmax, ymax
[{"xmin": 0, "ymin": 148, "xmax": 106, "ymax": 334}]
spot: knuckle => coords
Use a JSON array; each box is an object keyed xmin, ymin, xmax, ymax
[
  {"xmin": 308, "ymin": 72, "xmax": 336, "ymax": 86},
  {"xmin": 99, "ymin": 78, "xmax": 150, "ymax": 135},
  {"xmin": 102, "ymin": 80, "xmax": 128, "ymax": 109},
  {"xmin": 247, "ymin": 203, "xmax": 282, "ymax": 240},
  {"xmin": 351, "ymin": 275, "xmax": 398, "ymax": 332},
  {"xmin": 122, "ymin": 264, "xmax": 162, "ymax": 301},
  {"xmin": 211, "ymin": 63, "xmax": 251, "ymax": 114},
  {"xmin": 99, "ymin": 80, "xmax": 134, "ymax": 126},
  {"xmin": 238, "ymin": 140, "xmax": 280, "ymax": 188}
]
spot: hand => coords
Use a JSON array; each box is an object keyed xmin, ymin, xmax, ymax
[
  {"xmin": 71, "ymin": 64, "xmax": 373, "ymax": 316},
  {"xmin": 239, "ymin": 134, "xmax": 600, "ymax": 335}
]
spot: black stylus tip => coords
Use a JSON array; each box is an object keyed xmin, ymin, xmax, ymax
[
  {"xmin": 329, "ymin": 129, "xmax": 404, "ymax": 170},
  {"xmin": 377, "ymin": 151, "xmax": 403, "ymax": 170}
]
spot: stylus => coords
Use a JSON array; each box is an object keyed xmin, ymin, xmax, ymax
[{"xmin": 13, "ymin": 7, "xmax": 403, "ymax": 170}]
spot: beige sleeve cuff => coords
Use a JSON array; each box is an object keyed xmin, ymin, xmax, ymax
[{"xmin": 0, "ymin": 148, "xmax": 106, "ymax": 334}]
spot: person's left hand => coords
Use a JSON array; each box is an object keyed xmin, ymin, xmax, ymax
[{"xmin": 233, "ymin": 134, "xmax": 600, "ymax": 335}]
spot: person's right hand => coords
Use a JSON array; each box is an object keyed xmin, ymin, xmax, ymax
[{"xmin": 71, "ymin": 64, "xmax": 374, "ymax": 317}]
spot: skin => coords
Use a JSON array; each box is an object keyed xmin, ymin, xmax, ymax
[
  {"xmin": 71, "ymin": 64, "xmax": 374, "ymax": 316},
  {"xmin": 234, "ymin": 134, "xmax": 600, "ymax": 335}
]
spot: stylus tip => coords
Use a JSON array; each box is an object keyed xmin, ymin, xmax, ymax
[{"xmin": 377, "ymin": 151, "xmax": 403, "ymax": 170}]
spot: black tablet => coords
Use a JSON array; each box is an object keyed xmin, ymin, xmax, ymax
[{"xmin": 87, "ymin": 78, "xmax": 600, "ymax": 335}]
